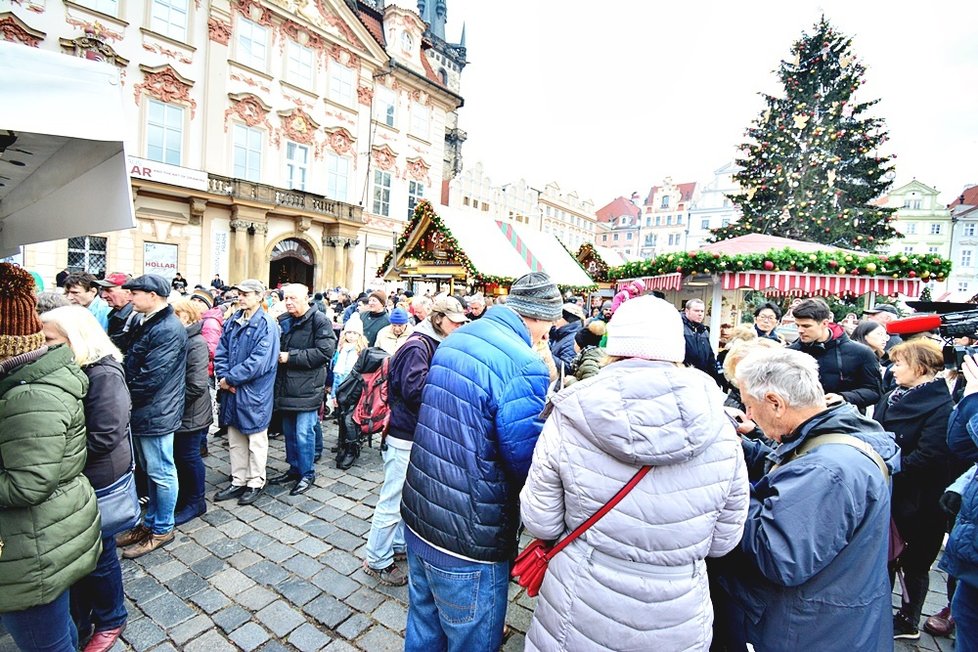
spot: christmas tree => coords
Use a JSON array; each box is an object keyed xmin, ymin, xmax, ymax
[{"xmin": 711, "ymin": 16, "xmax": 900, "ymax": 251}]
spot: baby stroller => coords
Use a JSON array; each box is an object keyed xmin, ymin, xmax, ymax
[{"xmin": 334, "ymin": 346, "xmax": 390, "ymax": 470}]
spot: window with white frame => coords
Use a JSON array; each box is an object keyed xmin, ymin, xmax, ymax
[
  {"xmin": 906, "ymin": 222, "xmax": 917, "ymax": 235},
  {"xmin": 146, "ymin": 99, "xmax": 184, "ymax": 165},
  {"xmin": 233, "ymin": 124, "xmax": 263, "ymax": 182},
  {"xmin": 236, "ymin": 18, "xmax": 268, "ymax": 71},
  {"xmin": 928, "ymin": 246, "xmax": 940, "ymax": 254},
  {"xmin": 666, "ymin": 215, "xmax": 673, "ymax": 225},
  {"xmin": 372, "ymin": 169, "xmax": 391, "ymax": 216},
  {"xmin": 77, "ymin": 0, "xmax": 118, "ymax": 16},
  {"xmin": 645, "ymin": 217, "xmax": 652, "ymax": 226},
  {"xmin": 285, "ymin": 142, "xmax": 309, "ymax": 190},
  {"xmin": 962, "ymin": 250, "xmax": 973, "ymax": 267},
  {"xmin": 613, "ymin": 233, "xmax": 619, "ymax": 241},
  {"xmin": 701, "ymin": 218, "xmax": 710, "ymax": 230},
  {"xmin": 903, "ymin": 198, "xmax": 922, "ymax": 209},
  {"xmin": 959, "ymin": 282, "xmax": 970, "ymax": 294},
  {"xmin": 677, "ymin": 214, "xmax": 683, "ymax": 225},
  {"xmin": 150, "ymin": 0, "xmax": 190, "ymax": 41},
  {"xmin": 374, "ymin": 88, "xmax": 396, "ymax": 127},
  {"xmin": 286, "ymin": 41, "xmax": 314, "ymax": 87},
  {"xmin": 903, "ymin": 246, "xmax": 915, "ymax": 254},
  {"xmin": 67, "ymin": 236, "xmax": 107, "ymax": 276},
  {"xmin": 325, "ymin": 152, "xmax": 349, "ymax": 202},
  {"xmin": 655, "ymin": 216, "xmax": 661, "ymax": 226},
  {"xmin": 328, "ymin": 63, "xmax": 355, "ymax": 106},
  {"xmin": 930, "ymin": 222, "xmax": 943, "ymax": 235},
  {"xmin": 660, "ymin": 196, "xmax": 670, "ymax": 208},
  {"xmin": 721, "ymin": 217, "xmax": 731, "ymax": 227},
  {"xmin": 408, "ymin": 181, "xmax": 424, "ymax": 219},
  {"xmin": 627, "ymin": 232, "xmax": 633, "ymax": 240},
  {"xmin": 410, "ymin": 105, "xmax": 429, "ymax": 139},
  {"xmin": 965, "ymin": 223, "xmax": 977, "ymax": 237}
]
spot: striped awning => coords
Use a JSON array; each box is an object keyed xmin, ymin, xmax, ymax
[
  {"xmin": 616, "ymin": 273, "xmax": 683, "ymax": 292},
  {"xmin": 720, "ymin": 271, "xmax": 921, "ymax": 297}
]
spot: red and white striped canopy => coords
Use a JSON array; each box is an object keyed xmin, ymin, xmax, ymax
[{"xmin": 617, "ymin": 271, "xmax": 920, "ymax": 297}]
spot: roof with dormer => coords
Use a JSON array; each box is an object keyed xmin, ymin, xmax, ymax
[
  {"xmin": 595, "ymin": 197, "xmax": 640, "ymax": 223},
  {"xmin": 950, "ymin": 185, "xmax": 978, "ymax": 209},
  {"xmin": 645, "ymin": 182, "xmax": 697, "ymax": 206}
]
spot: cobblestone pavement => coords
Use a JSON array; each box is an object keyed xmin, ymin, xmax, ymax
[{"xmin": 0, "ymin": 421, "xmax": 959, "ymax": 651}]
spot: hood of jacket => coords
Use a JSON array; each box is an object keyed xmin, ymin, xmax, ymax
[
  {"xmin": 0, "ymin": 344, "xmax": 87, "ymax": 401},
  {"xmin": 414, "ymin": 317, "xmax": 444, "ymax": 342},
  {"xmin": 781, "ymin": 403, "xmax": 900, "ymax": 474},
  {"xmin": 185, "ymin": 320, "xmax": 203, "ymax": 339},
  {"xmin": 550, "ymin": 357, "xmax": 731, "ymax": 466}
]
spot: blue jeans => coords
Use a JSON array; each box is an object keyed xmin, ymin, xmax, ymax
[
  {"xmin": 281, "ymin": 411, "xmax": 317, "ymax": 480},
  {"xmin": 1, "ymin": 589, "xmax": 77, "ymax": 652},
  {"xmin": 174, "ymin": 428, "xmax": 207, "ymax": 512},
  {"xmin": 954, "ymin": 580, "xmax": 978, "ymax": 652},
  {"xmin": 404, "ymin": 552, "xmax": 510, "ymax": 652},
  {"xmin": 71, "ymin": 536, "xmax": 127, "ymax": 635},
  {"xmin": 133, "ymin": 434, "xmax": 177, "ymax": 534},
  {"xmin": 314, "ymin": 419, "xmax": 323, "ymax": 457},
  {"xmin": 364, "ymin": 446, "xmax": 409, "ymax": 569}
]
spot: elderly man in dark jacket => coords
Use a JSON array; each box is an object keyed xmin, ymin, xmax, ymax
[
  {"xmin": 401, "ymin": 272, "xmax": 562, "ymax": 652},
  {"xmin": 214, "ymin": 279, "xmax": 280, "ymax": 506},
  {"xmin": 115, "ymin": 274, "xmax": 187, "ymax": 559},
  {"xmin": 788, "ymin": 298, "xmax": 883, "ymax": 410},
  {"xmin": 720, "ymin": 347, "xmax": 898, "ymax": 650},
  {"xmin": 270, "ymin": 283, "xmax": 336, "ymax": 496}
]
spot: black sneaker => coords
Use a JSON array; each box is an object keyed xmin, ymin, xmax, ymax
[
  {"xmin": 894, "ymin": 613, "xmax": 920, "ymax": 640},
  {"xmin": 362, "ymin": 560, "xmax": 407, "ymax": 586}
]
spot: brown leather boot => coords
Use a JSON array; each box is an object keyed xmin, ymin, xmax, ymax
[
  {"xmin": 122, "ymin": 530, "xmax": 174, "ymax": 559},
  {"xmin": 114, "ymin": 524, "xmax": 151, "ymax": 548}
]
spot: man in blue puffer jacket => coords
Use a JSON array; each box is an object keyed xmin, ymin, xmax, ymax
[
  {"xmin": 401, "ymin": 272, "xmax": 563, "ymax": 652},
  {"xmin": 940, "ymin": 355, "xmax": 978, "ymax": 650}
]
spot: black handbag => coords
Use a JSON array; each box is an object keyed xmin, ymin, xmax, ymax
[{"xmin": 95, "ymin": 428, "xmax": 140, "ymax": 538}]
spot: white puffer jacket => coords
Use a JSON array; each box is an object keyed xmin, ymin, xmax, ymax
[{"xmin": 520, "ymin": 358, "xmax": 749, "ymax": 652}]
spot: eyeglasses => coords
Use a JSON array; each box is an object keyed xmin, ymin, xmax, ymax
[{"xmin": 756, "ymin": 314, "xmax": 778, "ymax": 321}]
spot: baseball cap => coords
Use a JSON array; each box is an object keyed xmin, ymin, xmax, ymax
[
  {"xmin": 231, "ymin": 279, "xmax": 265, "ymax": 295},
  {"xmin": 562, "ymin": 302, "xmax": 586, "ymax": 321},
  {"xmin": 431, "ymin": 296, "xmax": 470, "ymax": 323},
  {"xmin": 96, "ymin": 272, "xmax": 130, "ymax": 288},
  {"xmin": 122, "ymin": 274, "xmax": 169, "ymax": 296},
  {"xmin": 864, "ymin": 304, "xmax": 900, "ymax": 316}
]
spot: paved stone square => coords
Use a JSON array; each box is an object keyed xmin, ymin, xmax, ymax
[{"xmin": 0, "ymin": 420, "xmax": 959, "ymax": 651}]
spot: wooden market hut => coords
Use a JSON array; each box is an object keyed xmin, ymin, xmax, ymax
[{"xmin": 378, "ymin": 200, "xmax": 595, "ymax": 295}]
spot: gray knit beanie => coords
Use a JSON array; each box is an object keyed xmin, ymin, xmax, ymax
[{"xmin": 507, "ymin": 272, "xmax": 562, "ymax": 321}]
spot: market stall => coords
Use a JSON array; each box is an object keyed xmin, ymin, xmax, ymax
[
  {"xmin": 1, "ymin": 40, "xmax": 136, "ymax": 258},
  {"xmin": 379, "ymin": 200, "xmax": 595, "ymax": 294},
  {"xmin": 610, "ymin": 234, "xmax": 951, "ymax": 349}
]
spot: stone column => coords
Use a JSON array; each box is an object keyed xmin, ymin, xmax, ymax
[
  {"xmin": 229, "ymin": 218, "xmax": 251, "ymax": 281},
  {"xmin": 250, "ymin": 223, "xmax": 268, "ymax": 285},
  {"xmin": 321, "ymin": 233, "xmax": 339, "ymax": 289},
  {"xmin": 344, "ymin": 238, "xmax": 359, "ymax": 290}
]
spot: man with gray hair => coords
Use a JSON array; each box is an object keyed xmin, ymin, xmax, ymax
[
  {"xmin": 720, "ymin": 347, "xmax": 899, "ymax": 649},
  {"xmin": 270, "ymin": 284, "xmax": 336, "ymax": 496}
]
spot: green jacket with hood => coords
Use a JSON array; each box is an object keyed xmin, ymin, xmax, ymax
[{"xmin": 0, "ymin": 344, "xmax": 101, "ymax": 613}]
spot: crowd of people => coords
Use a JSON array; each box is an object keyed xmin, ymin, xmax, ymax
[{"xmin": 2, "ymin": 261, "xmax": 978, "ymax": 651}]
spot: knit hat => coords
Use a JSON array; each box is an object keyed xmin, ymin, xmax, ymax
[
  {"xmin": 190, "ymin": 288, "xmax": 214, "ymax": 309},
  {"xmin": 601, "ymin": 300, "xmax": 613, "ymax": 312},
  {"xmin": 390, "ymin": 307, "xmax": 409, "ymax": 325},
  {"xmin": 0, "ymin": 262, "xmax": 45, "ymax": 358},
  {"xmin": 344, "ymin": 313, "xmax": 364, "ymax": 334},
  {"xmin": 369, "ymin": 290, "xmax": 387, "ymax": 305},
  {"xmin": 605, "ymin": 296, "xmax": 685, "ymax": 362},
  {"xmin": 507, "ymin": 272, "xmax": 562, "ymax": 321}
]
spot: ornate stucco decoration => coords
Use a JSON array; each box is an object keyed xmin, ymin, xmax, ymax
[
  {"xmin": 275, "ymin": 107, "xmax": 319, "ymax": 147},
  {"xmin": 371, "ymin": 144, "xmax": 398, "ymax": 173},
  {"xmin": 224, "ymin": 92, "xmax": 273, "ymax": 132},
  {"xmin": 208, "ymin": 16, "xmax": 231, "ymax": 44},
  {"xmin": 405, "ymin": 157, "xmax": 431, "ymax": 184},
  {"xmin": 1, "ymin": 12, "xmax": 46, "ymax": 46},
  {"xmin": 134, "ymin": 64, "xmax": 196, "ymax": 117}
]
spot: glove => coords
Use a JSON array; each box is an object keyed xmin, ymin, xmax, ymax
[{"xmin": 939, "ymin": 491, "xmax": 962, "ymax": 516}]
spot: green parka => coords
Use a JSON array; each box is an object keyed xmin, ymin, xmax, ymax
[{"xmin": 0, "ymin": 345, "xmax": 101, "ymax": 613}]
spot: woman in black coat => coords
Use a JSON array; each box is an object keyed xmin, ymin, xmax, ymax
[
  {"xmin": 873, "ymin": 339, "xmax": 961, "ymax": 639},
  {"xmin": 41, "ymin": 305, "xmax": 132, "ymax": 651},
  {"xmin": 172, "ymin": 300, "xmax": 214, "ymax": 525}
]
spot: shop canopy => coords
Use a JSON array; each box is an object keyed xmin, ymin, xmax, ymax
[
  {"xmin": 380, "ymin": 201, "xmax": 595, "ymax": 289},
  {"xmin": 0, "ymin": 40, "xmax": 135, "ymax": 258}
]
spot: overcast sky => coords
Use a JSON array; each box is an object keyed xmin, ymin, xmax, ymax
[{"xmin": 392, "ymin": 0, "xmax": 978, "ymax": 208}]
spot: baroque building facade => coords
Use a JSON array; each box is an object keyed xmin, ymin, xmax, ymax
[
  {"xmin": 881, "ymin": 180, "xmax": 952, "ymax": 296},
  {"xmin": 3, "ymin": 0, "xmax": 464, "ymax": 290}
]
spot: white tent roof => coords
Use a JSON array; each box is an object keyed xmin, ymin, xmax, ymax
[
  {"xmin": 0, "ymin": 41, "xmax": 136, "ymax": 258},
  {"xmin": 433, "ymin": 206, "xmax": 593, "ymax": 286}
]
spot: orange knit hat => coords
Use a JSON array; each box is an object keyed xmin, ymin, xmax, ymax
[{"xmin": 0, "ymin": 262, "xmax": 45, "ymax": 358}]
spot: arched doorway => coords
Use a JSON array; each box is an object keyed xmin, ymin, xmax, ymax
[{"xmin": 269, "ymin": 238, "xmax": 315, "ymax": 290}]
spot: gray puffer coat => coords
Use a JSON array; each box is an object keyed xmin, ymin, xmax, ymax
[{"xmin": 520, "ymin": 359, "xmax": 749, "ymax": 652}]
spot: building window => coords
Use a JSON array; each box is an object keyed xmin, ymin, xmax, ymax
[
  {"xmin": 601, "ymin": 234, "xmax": 607, "ymax": 242},
  {"xmin": 613, "ymin": 233, "xmax": 619, "ymax": 241},
  {"xmin": 928, "ymin": 246, "xmax": 940, "ymax": 254},
  {"xmin": 410, "ymin": 105, "xmax": 429, "ymax": 139},
  {"xmin": 906, "ymin": 222, "xmax": 917, "ymax": 235},
  {"xmin": 463, "ymin": 196, "xmax": 470, "ymax": 207},
  {"xmin": 150, "ymin": 0, "xmax": 189, "ymax": 41},
  {"xmin": 660, "ymin": 196, "xmax": 670, "ymax": 209},
  {"xmin": 655, "ymin": 216, "xmax": 661, "ymax": 226},
  {"xmin": 677, "ymin": 214, "xmax": 683, "ymax": 225},
  {"xmin": 236, "ymin": 18, "xmax": 268, "ymax": 71},
  {"xmin": 325, "ymin": 153, "xmax": 349, "ymax": 202},
  {"xmin": 146, "ymin": 99, "xmax": 184, "ymax": 165},
  {"xmin": 481, "ymin": 202, "xmax": 489, "ymax": 212},
  {"xmin": 903, "ymin": 198, "xmax": 922, "ymax": 209},
  {"xmin": 700, "ymin": 218, "xmax": 710, "ymax": 230},
  {"xmin": 903, "ymin": 246, "xmax": 915, "ymax": 254},
  {"xmin": 67, "ymin": 236, "xmax": 108, "ymax": 276},
  {"xmin": 77, "ymin": 0, "xmax": 118, "ymax": 16},
  {"xmin": 374, "ymin": 88, "xmax": 396, "ymax": 127},
  {"xmin": 285, "ymin": 142, "xmax": 308, "ymax": 190},
  {"xmin": 372, "ymin": 169, "xmax": 391, "ymax": 216},
  {"xmin": 646, "ymin": 217, "xmax": 652, "ymax": 227},
  {"xmin": 286, "ymin": 41, "xmax": 314, "ymax": 87},
  {"xmin": 721, "ymin": 217, "xmax": 731, "ymax": 227},
  {"xmin": 961, "ymin": 250, "xmax": 973, "ymax": 267},
  {"xmin": 666, "ymin": 215, "xmax": 673, "ymax": 225},
  {"xmin": 626, "ymin": 232, "xmax": 633, "ymax": 240},
  {"xmin": 959, "ymin": 282, "xmax": 970, "ymax": 294},
  {"xmin": 232, "ymin": 124, "xmax": 263, "ymax": 182},
  {"xmin": 328, "ymin": 63, "xmax": 355, "ymax": 106},
  {"xmin": 965, "ymin": 223, "xmax": 977, "ymax": 237},
  {"xmin": 930, "ymin": 223, "xmax": 943, "ymax": 235},
  {"xmin": 408, "ymin": 181, "xmax": 424, "ymax": 219}
]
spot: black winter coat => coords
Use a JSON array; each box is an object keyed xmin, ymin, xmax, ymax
[
  {"xmin": 790, "ymin": 330, "xmax": 882, "ymax": 410},
  {"xmin": 81, "ymin": 356, "xmax": 132, "ymax": 490},
  {"xmin": 361, "ymin": 310, "xmax": 390, "ymax": 347},
  {"xmin": 125, "ymin": 305, "xmax": 187, "ymax": 436},
  {"xmin": 873, "ymin": 380, "xmax": 966, "ymax": 532},
  {"xmin": 682, "ymin": 315, "xmax": 719, "ymax": 382},
  {"xmin": 107, "ymin": 302, "xmax": 138, "ymax": 353},
  {"xmin": 179, "ymin": 322, "xmax": 214, "ymax": 433},
  {"xmin": 274, "ymin": 308, "xmax": 336, "ymax": 412}
]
